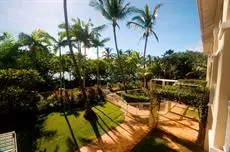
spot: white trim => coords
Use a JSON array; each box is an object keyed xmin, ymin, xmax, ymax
[
  {"xmin": 218, "ymin": 21, "xmax": 230, "ymax": 40},
  {"xmin": 208, "ymin": 103, "xmax": 214, "ymax": 115},
  {"xmin": 228, "ymin": 100, "xmax": 230, "ymax": 110}
]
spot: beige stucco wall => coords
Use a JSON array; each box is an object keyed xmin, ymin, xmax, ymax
[{"xmin": 204, "ymin": 0, "xmax": 230, "ymax": 151}]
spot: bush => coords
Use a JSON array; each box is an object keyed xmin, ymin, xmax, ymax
[
  {"xmin": 42, "ymin": 87, "xmax": 106, "ymax": 112},
  {"xmin": 153, "ymin": 85, "xmax": 209, "ymax": 123},
  {"xmin": 0, "ymin": 69, "xmax": 44, "ymax": 90},
  {"xmin": 108, "ymin": 81, "xmax": 141, "ymax": 92},
  {"xmin": 0, "ymin": 69, "xmax": 43, "ymax": 115},
  {"xmin": 153, "ymin": 85, "xmax": 209, "ymax": 144},
  {"xmin": 177, "ymin": 79, "xmax": 207, "ymax": 87},
  {"xmin": 121, "ymin": 90, "xmax": 150, "ymax": 103},
  {"xmin": 0, "ymin": 87, "xmax": 41, "ymax": 114}
]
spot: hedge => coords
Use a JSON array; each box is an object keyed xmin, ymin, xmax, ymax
[
  {"xmin": 153, "ymin": 85, "xmax": 209, "ymax": 144},
  {"xmin": 178, "ymin": 79, "xmax": 207, "ymax": 87},
  {"xmin": 121, "ymin": 92, "xmax": 150, "ymax": 103}
]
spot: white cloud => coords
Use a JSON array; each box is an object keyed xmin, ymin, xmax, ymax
[
  {"xmin": 86, "ymin": 47, "xmax": 104, "ymax": 59},
  {"xmin": 187, "ymin": 41, "xmax": 203, "ymax": 52}
]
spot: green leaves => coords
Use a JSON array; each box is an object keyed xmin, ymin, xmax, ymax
[
  {"xmin": 90, "ymin": 0, "xmax": 135, "ymax": 23},
  {"xmin": 153, "ymin": 85, "xmax": 209, "ymax": 124},
  {"xmin": 0, "ymin": 69, "xmax": 44, "ymax": 90},
  {"xmin": 0, "ymin": 69, "xmax": 42, "ymax": 114}
]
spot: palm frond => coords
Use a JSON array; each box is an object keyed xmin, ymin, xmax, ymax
[
  {"xmin": 131, "ymin": 15, "xmax": 145, "ymax": 26},
  {"xmin": 89, "ymin": 0, "xmax": 112, "ymax": 20},
  {"xmin": 152, "ymin": 4, "xmax": 162, "ymax": 22},
  {"xmin": 127, "ymin": 21, "xmax": 145, "ymax": 30},
  {"xmin": 150, "ymin": 29, "xmax": 159, "ymax": 42}
]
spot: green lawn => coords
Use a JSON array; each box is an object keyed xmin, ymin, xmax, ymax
[
  {"xmin": 186, "ymin": 108, "xmax": 199, "ymax": 119},
  {"xmin": 36, "ymin": 102, "xmax": 124, "ymax": 152}
]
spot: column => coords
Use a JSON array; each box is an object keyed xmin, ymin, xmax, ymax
[
  {"xmin": 224, "ymin": 101, "xmax": 230, "ymax": 151},
  {"xmin": 212, "ymin": 30, "xmax": 230, "ymax": 149}
]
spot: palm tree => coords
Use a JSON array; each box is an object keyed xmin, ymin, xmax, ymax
[
  {"xmin": 79, "ymin": 20, "xmax": 106, "ymax": 87},
  {"xmin": 127, "ymin": 4, "xmax": 162, "ymax": 68},
  {"xmin": 63, "ymin": 0, "xmax": 87, "ymax": 100},
  {"xmin": 19, "ymin": 29, "xmax": 54, "ymax": 69},
  {"xmin": 103, "ymin": 47, "xmax": 113, "ymax": 59},
  {"xmin": 90, "ymin": 0, "xmax": 135, "ymax": 92},
  {"xmin": 127, "ymin": 4, "xmax": 162, "ymax": 88},
  {"xmin": 92, "ymin": 37, "xmax": 110, "ymax": 86}
]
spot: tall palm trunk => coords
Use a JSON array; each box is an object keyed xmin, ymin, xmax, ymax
[
  {"xmin": 83, "ymin": 47, "xmax": 86, "ymax": 88},
  {"xmin": 59, "ymin": 47, "xmax": 63, "ymax": 89},
  {"xmin": 63, "ymin": 0, "xmax": 86, "ymax": 99},
  {"xmin": 112, "ymin": 24, "xmax": 127, "ymax": 92},
  {"xmin": 143, "ymin": 34, "xmax": 149, "ymax": 88},
  {"xmin": 96, "ymin": 47, "xmax": 100, "ymax": 86}
]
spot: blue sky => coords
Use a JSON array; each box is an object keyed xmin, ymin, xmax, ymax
[{"xmin": 0, "ymin": 0, "xmax": 202, "ymax": 58}]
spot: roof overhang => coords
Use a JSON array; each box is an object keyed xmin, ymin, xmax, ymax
[{"xmin": 197, "ymin": 0, "xmax": 222, "ymax": 55}]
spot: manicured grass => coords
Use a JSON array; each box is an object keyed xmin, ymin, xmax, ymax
[
  {"xmin": 36, "ymin": 102, "xmax": 124, "ymax": 152},
  {"xmin": 186, "ymin": 108, "xmax": 199, "ymax": 119}
]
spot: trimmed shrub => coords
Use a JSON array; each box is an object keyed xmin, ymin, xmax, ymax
[
  {"xmin": 121, "ymin": 92, "xmax": 150, "ymax": 103},
  {"xmin": 177, "ymin": 79, "xmax": 207, "ymax": 87},
  {"xmin": 153, "ymin": 85, "xmax": 209, "ymax": 144}
]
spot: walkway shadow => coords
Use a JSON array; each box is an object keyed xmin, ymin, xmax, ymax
[
  {"xmin": 155, "ymin": 128, "xmax": 204, "ymax": 152},
  {"xmin": 132, "ymin": 128, "xmax": 203, "ymax": 152},
  {"xmin": 159, "ymin": 114, "xmax": 199, "ymax": 131},
  {"xmin": 96, "ymin": 114, "xmax": 119, "ymax": 143},
  {"xmin": 132, "ymin": 128, "xmax": 177, "ymax": 152}
]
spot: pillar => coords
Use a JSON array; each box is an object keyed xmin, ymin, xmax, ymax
[{"xmin": 212, "ymin": 30, "xmax": 230, "ymax": 149}]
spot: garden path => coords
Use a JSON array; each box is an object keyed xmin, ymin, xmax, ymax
[
  {"xmin": 80, "ymin": 93, "xmax": 200, "ymax": 152},
  {"xmin": 79, "ymin": 93, "xmax": 151, "ymax": 152},
  {"xmin": 158, "ymin": 102, "xmax": 199, "ymax": 143}
]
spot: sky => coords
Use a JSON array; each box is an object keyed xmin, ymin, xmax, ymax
[{"xmin": 0, "ymin": 0, "xmax": 202, "ymax": 58}]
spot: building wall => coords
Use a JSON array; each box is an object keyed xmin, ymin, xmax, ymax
[{"xmin": 205, "ymin": 0, "xmax": 230, "ymax": 151}]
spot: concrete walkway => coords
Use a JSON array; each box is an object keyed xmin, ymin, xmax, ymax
[
  {"xmin": 80, "ymin": 93, "xmax": 151, "ymax": 152},
  {"xmin": 80, "ymin": 93, "xmax": 200, "ymax": 152}
]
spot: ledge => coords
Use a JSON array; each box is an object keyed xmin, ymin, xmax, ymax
[
  {"xmin": 208, "ymin": 103, "xmax": 214, "ymax": 115},
  {"xmin": 218, "ymin": 21, "xmax": 230, "ymax": 40}
]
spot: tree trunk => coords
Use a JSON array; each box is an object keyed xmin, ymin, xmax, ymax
[
  {"xmin": 112, "ymin": 24, "xmax": 127, "ymax": 92},
  {"xmin": 96, "ymin": 47, "xmax": 100, "ymax": 86},
  {"xmin": 143, "ymin": 34, "xmax": 149, "ymax": 89},
  {"xmin": 59, "ymin": 47, "xmax": 63, "ymax": 89},
  {"xmin": 63, "ymin": 0, "xmax": 86, "ymax": 99},
  {"xmin": 83, "ymin": 47, "xmax": 86, "ymax": 88}
]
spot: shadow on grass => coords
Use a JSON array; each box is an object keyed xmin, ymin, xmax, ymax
[
  {"xmin": 131, "ymin": 128, "xmax": 204, "ymax": 152},
  {"xmin": 96, "ymin": 114, "xmax": 118, "ymax": 143},
  {"xmin": 87, "ymin": 113, "xmax": 105, "ymax": 151},
  {"xmin": 0, "ymin": 107, "xmax": 81, "ymax": 152},
  {"xmin": 61, "ymin": 109, "xmax": 80, "ymax": 152},
  {"xmin": 0, "ymin": 113, "xmax": 54, "ymax": 152},
  {"xmin": 94, "ymin": 107, "xmax": 131, "ymax": 134}
]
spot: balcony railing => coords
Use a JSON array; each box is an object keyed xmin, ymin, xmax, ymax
[{"xmin": 224, "ymin": 100, "xmax": 230, "ymax": 152}]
